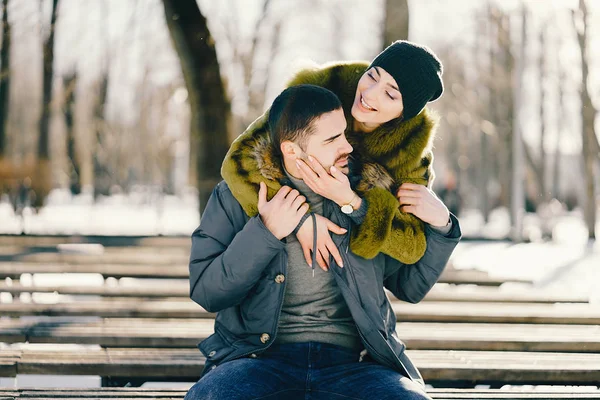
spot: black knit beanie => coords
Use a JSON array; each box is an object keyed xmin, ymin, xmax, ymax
[{"xmin": 369, "ymin": 40, "xmax": 443, "ymax": 120}]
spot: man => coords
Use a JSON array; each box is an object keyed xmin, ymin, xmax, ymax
[{"xmin": 186, "ymin": 84, "xmax": 461, "ymax": 400}]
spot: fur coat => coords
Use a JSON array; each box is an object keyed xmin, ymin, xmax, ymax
[{"xmin": 220, "ymin": 61, "xmax": 438, "ymax": 264}]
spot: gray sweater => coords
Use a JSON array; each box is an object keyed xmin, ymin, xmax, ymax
[
  {"xmin": 276, "ymin": 172, "xmax": 362, "ymax": 351},
  {"xmin": 275, "ymin": 171, "xmax": 452, "ymax": 351}
]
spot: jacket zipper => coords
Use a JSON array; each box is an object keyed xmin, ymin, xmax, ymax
[{"xmin": 331, "ymin": 200, "xmax": 413, "ymax": 377}]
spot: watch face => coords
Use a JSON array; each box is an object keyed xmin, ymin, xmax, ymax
[{"xmin": 341, "ymin": 204, "xmax": 353, "ymax": 214}]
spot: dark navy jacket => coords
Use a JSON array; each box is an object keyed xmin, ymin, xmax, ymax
[{"xmin": 189, "ymin": 181, "xmax": 461, "ymax": 385}]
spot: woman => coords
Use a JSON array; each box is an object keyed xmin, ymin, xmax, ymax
[{"xmin": 221, "ymin": 40, "xmax": 447, "ymax": 266}]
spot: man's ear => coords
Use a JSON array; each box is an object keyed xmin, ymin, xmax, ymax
[{"xmin": 280, "ymin": 141, "xmax": 300, "ymax": 157}]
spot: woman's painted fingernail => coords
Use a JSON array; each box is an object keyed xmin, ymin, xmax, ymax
[{"xmin": 308, "ymin": 155, "xmax": 314, "ymax": 162}]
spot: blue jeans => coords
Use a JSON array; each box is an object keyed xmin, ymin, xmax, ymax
[{"xmin": 185, "ymin": 342, "xmax": 431, "ymax": 400}]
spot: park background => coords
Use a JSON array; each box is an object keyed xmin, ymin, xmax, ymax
[{"xmin": 0, "ymin": 0, "xmax": 599, "ymax": 390}]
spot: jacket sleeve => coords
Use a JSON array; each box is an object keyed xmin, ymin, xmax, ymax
[
  {"xmin": 220, "ymin": 112, "xmax": 283, "ymax": 217},
  {"xmin": 382, "ymin": 213, "xmax": 461, "ymax": 303},
  {"xmin": 189, "ymin": 182, "xmax": 285, "ymax": 312},
  {"xmin": 350, "ymin": 150, "xmax": 435, "ymax": 264}
]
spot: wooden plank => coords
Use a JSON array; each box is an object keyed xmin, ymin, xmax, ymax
[
  {"xmin": 7, "ymin": 348, "xmax": 600, "ymax": 385},
  {"xmin": 0, "ymin": 282, "xmax": 189, "ymax": 298},
  {"xmin": 0, "ymin": 263, "xmax": 189, "ymax": 279},
  {"xmin": 422, "ymin": 286, "xmax": 589, "ymax": 303},
  {"xmin": 0, "ymin": 350, "xmax": 19, "ymax": 378},
  {"xmin": 18, "ymin": 348, "xmax": 201, "ymax": 378},
  {"xmin": 3, "ymin": 388, "xmax": 600, "ymax": 399},
  {"xmin": 4, "ymin": 299, "xmax": 600, "ymax": 324},
  {"xmin": 390, "ymin": 301, "xmax": 600, "ymax": 324},
  {"xmin": 0, "ymin": 235, "xmax": 190, "ymax": 248},
  {"xmin": 428, "ymin": 390, "xmax": 600, "ymax": 399},
  {"xmin": 411, "ymin": 350, "xmax": 600, "ymax": 384},
  {"xmin": 2, "ymin": 282, "xmax": 586, "ymax": 303},
  {"xmin": 0, "ymin": 263, "xmax": 527, "ymax": 286},
  {"xmin": 438, "ymin": 270, "xmax": 531, "ymax": 286},
  {"xmin": 2, "ymin": 318, "xmax": 599, "ymax": 352},
  {"xmin": 8, "ymin": 252, "xmax": 189, "ymax": 266},
  {"xmin": 0, "ymin": 300, "xmax": 210, "ymax": 319}
]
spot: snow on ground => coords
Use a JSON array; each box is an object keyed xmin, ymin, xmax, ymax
[{"xmin": 0, "ymin": 187, "xmax": 200, "ymax": 236}]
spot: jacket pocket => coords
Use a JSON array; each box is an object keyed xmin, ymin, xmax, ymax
[{"xmin": 199, "ymin": 332, "xmax": 235, "ymax": 366}]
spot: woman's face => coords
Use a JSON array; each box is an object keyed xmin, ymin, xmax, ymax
[{"xmin": 351, "ymin": 66, "xmax": 404, "ymax": 130}]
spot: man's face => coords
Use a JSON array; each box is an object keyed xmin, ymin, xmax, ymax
[{"xmin": 300, "ymin": 108, "xmax": 352, "ymax": 174}]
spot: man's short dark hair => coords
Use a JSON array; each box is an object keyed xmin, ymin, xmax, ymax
[{"xmin": 268, "ymin": 84, "xmax": 342, "ymax": 154}]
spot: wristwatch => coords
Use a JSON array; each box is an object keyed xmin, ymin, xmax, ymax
[{"xmin": 341, "ymin": 193, "xmax": 359, "ymax": 214}]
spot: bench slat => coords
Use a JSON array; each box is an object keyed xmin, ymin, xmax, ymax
[
  {"xmin": 4, "ymin": 348, "xmax": 600, "ymax": 385},
  {"xmin": 1, "ymin": 318, "xmax": 599, "ymax": 352},
  {"xmin": 3, "ymin": 300, "xmax": 600, "ymax": 324},
  {"xmin": 0, "ymin": 388, "xmax": 599, "ymax": 399},
  {"xmin": 422, "ymin": 286, "xmax": 589, "ymax": 303},
  {"xmin": 0, "ymin": 235, "xmax": 190, "ymax": 248},
  {"xmin": 8, "ymin": 253, "xmax": 189, "ymax": 266},
  {"xmin": 2, "ymin": 283, "xmax": 587, "ymax": 303},
  {"xmin": 0, "ymin": 263, "xmax": 529, "ymax": 285},
  {"xmin": 0, "ymin": 283, "xmax": 189, "ymax": 298}
]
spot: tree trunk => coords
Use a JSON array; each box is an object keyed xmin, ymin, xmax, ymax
[
  {"xmin": 93, "ymin": 73, "xmax": 110, "ymax": 198},
  {"xmin": 33, "ymin": 0, "xmax": 59, "ymax": 207},
  {"xmin": 574, "ymin": 0, "xmax": 598, "ymax": 240},
  {"xmin": 539, "ymin": 25, "xmax": 547, "ymax": 202},
  {"xmin": 383, "ymin": 0, "xmax": 409, "ymax": 47},
  {"xmin": 162, "ymin": 0, "xmax": 231, "ymax": 213},
  {"xmin": 510, "ymin": 5, "xmax": 527, "ymax": 241},
  {"xmin": 0, "ymin": 0, "xmax": 10, "ymax": 156},
  {"xmin": 39, "ymin": 0, "xmax": 59, "ymax": 160},
  {"xmin": 552, "ymin": 48, "xmax": 565, "ymax": 200},
  {"xmin": 63, "ymin": 72, "xmax": 80, "ymax": 195}
]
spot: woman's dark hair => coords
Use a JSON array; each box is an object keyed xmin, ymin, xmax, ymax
[{"xmin": 268, "ymin": 84, "xmax": 342, "ymax": 153}]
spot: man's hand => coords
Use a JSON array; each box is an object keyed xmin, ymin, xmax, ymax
[
  {"xmin": 296, "ymin": 214, "xmax": 347, "ymax": 271},
  {"xmin": 258, "ymin": 182, "xmax": 309, "ymax": 239},
  {"xmin": 296, "ymin": 156, "xmax": 355, "ymax": 206},
  {"xmin": 397, "ymin": 183, "xmax": 450, "ymax": 227}
]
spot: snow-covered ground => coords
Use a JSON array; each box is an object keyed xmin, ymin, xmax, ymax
[
  {"xmin": 0, "ymin": 188, "xmax": 599, "ymax": 389},
  {"xmin": 0, "ymin": 187, "xmax": 200, "ymax": 236}
]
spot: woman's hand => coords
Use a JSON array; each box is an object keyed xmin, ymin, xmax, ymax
[
  {"xmin": 296, "ymin": 156, "xmax": 355, "ymax": 207},
  {"xmin": 296, "ymin": 214, "xmax": 347, "ymax": 271},
  {"xmin": 396, "ymin": 183, "xmax": 450, "ymax": 227}
]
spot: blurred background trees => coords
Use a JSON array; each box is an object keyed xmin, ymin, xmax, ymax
[{"xmin": 0, "ymin": 0, "xmax": 597, "ymax": 239}]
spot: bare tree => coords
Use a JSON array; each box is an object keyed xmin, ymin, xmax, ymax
[
  {"xmin": 38, "ymin": 0, "xmax": 58, "ymax": 161},
  {"xmin": 573, "ymin": 0, "xmax": 598, "ymax": 239},
  {"xmin": 382, "ymin": 0, "xmax": 409, "ymax": 47},
  {"xmin": 0, "ymin": 0, "xmax": 10, "ymax": 157},
  {"xmin": 92, "ymin": 73, "xmax": 110, "ymax": 197},
  {"xmin": 235, "ymin": 0, "xmax": 274, "ymax": 127},
  {"xmin": 33, "ymin": 0, "xmax": 59, "ymax": 207},
  {"xmin": 488, "ymin": 5, "xmax": 514, "ymax": 210},
  {"xmin": 62, "ymin": 71, "xmax": 80, "ymax": 195},
  {"xmin": 538, "ymin": 23, "xmax": 548, "ymax": 202},
  {"xmin": 162, "ymin": 0, "xmax": 231, "ymax": 213}
]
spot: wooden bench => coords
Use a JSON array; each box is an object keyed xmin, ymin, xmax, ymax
[
  {"xmin": 1, "ymin": 388, "xmax": 599, "ymax": 400},
  {"xmin": 1, "ymin": 239, "xmax": 596, "ymax": 390}
]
